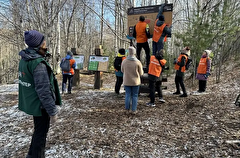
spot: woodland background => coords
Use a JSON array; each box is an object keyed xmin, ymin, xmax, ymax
[{"xmin": 0, "ymin": 0, "xmax": 239, "ymax": 84}]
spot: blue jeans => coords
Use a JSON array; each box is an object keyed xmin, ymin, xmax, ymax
[{"xmin": 124, "ymin": 86, "xmax": 140, "ymax": 111}]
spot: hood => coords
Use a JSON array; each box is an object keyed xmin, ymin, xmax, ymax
[
  {"xmin": 65, "ymin": 54, "xmax": 73, "ymax": 60},
  {"xmin": 156, "ymin": 20, "xmax": 164, "ymax": 27},
  {"xmin": 19, "ymin": 48, "xmax": 42, "ymax": 61},
  {"xmin": 127, "ymin": 56, "xmax": 138, "ymax": 61}
]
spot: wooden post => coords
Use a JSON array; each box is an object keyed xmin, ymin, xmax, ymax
[
  {"xmin": 94, "ymin": 45, "xmax": 103, "ymax": 89},
  {"xmin": 71, "ymin": 48, "xmax": 80, "ymax": 87}
]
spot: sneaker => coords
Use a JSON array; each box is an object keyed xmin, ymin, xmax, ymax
[
  {"xmin": 179, "ymin": 93, "xmax": 187, "ymax": 97},
  {"xmin": 131, "ymin": 111, "xmax": 137, "ymax": 115},
  {"xmin": 124, "ymin": 110, "xmax": 130, "ymax": 115},
  {"xmin": 173, "ymin": 92, "xmax": 181, "ymax": 95},
  {"xmin": 159, "ymin": 98, "xmax": 166, "ymax": 103},
  {"xmin": 146, "ymin": 102, "xmax": 156, "ymax": 107}
]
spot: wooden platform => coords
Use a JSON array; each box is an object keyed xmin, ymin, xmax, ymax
[{"xmin": 139, "ymin": 73, "xmax": 168, "ymax": 94}]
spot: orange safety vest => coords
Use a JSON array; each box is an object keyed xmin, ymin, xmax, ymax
[
  {"xmin": 152, "ymin": 19, "xmax": 167, "ymax": 42},
  {"xmin": 174, "ymin": 54, "xmax": 188, "ymax": 72},
  {"xmin": 197, "ymin": 57, "xmax": 209, "ymax": 74},
  {"xmin": 63, "ymin": 58, "xmax": 76, "ymax": 75},
  {"xmin": 148, "ymin": 56, "xmax": 167, "ymax": 77},
  {"xmin": 135, "ymin": 21, "xmax": 148, "ymax": 43}
]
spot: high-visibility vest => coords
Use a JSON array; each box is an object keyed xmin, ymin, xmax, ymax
[
  {"xmin": 197, "ymin": 57, "xmax": 209, "ymax": 74},
  {"xmin": 174, "ymin": 54, "xmax": 188, "ymax": 72},
  {"xmin": 152, "ymin": 19, "xmax": 167, "ymax": 42},
  {"xmin": 135, "ymin": 21, "xmax": 149, "ymax": 43},
  {"xmin": 148, "ymin": 56, "xmax": 167, "ymax": 77}
]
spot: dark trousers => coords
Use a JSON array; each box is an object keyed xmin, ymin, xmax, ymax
[
  {"xmin": 156, "ymin": 80, "xmax": 163, "ymax": 98},
  {"xmin": 175, "ymin": 75, "xmax": 186, "ymax": 94},
  {"xmin": 152, "ymin": 41, "xmax": 164, "ymax": 55},
  {"xmin": 136, "ymin": 42, "xmax": 150, "ymax": 67},
  {"xmin": 149, "ymin": 80, "xmax": 163, "ymax": 103},
  {"xmin": 115, "ymin": 76, "xmax": 123, "ymax": 94},
  {"xmin": 149, "ymin": 79, "xmax": 156, "ymax": 103},
  {"xmin": 62, "ymin": 74, "xmax": 73, "ymax": 93},
  {"xmin": 199, "ymin": 80, "xmax": 207, "ymax": 92},
  {"xmin": 27, "ymin": 109, "xmax": 50, "ymax": 158}
]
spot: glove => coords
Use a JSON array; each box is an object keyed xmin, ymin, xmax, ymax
[
  {"xmin": 156, "ymin": 55, "xmax": 163, "ymax": 60},
  {"xmin": 50, "ymin": 115, "xmax": 58, "ymax": 124},
  {"xmin": 204, "ymin": 72, "xmax": 211, "ymax": 79},
  {"xmin": 173, "ymin": 58, "xmax": 177, "ymax": 64},
  {"xmin": 126, "ymin": 35, "xmax": 134, "ymax": 40}
]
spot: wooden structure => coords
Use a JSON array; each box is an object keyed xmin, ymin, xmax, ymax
[
  {"xmin": 71, "ymin": 48, "xmax": 80, "ymax": 87},
  {"xmin": 94, "ymin": 45, "xmax": 104, "ymax": 89},
  {"xmin": 127, "ymin": 3, "xmax": 173, "ymax": 94},
  {"xmin": 139, "ymin": 70, "xmax": 168, "ymax": 94},
  {"xmin": 127, "ymin": 4, "xmax": 173, "ymax": 37}
]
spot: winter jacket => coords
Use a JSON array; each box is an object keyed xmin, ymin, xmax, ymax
[
  {"xmin": 152, "ymin": 21, "xmax": 167, "ymax": 43},
  {"xmin": 196, "ymin": 55, "xmax": 211, "ymax": 81},
  {"xmin": 152, "ymin": 4, "xmax": 172, "ymax": 44},
  {"xmin": 174, "ymin": 54, "xmax": 188, "ymax": 72},
  {"xmin": 114, "ymin": 55, "xmax": 126, "ymax": 77},
  {"xmin": 174, "ymin": 53, "xmax": 188, "ymax": 77},
  {"xmin": 121, "ymin": 56, "xmax": 143, "ymax": 86},
  {"xmin": 61, "ymin": 55, "xmax": 76, "ymax": 75},
  {"xmin": 133, "ymin": 21, "xmax": 150, "ymax": 43},
  {"xmin": 18, "ymin": 48, "xmax": 59, "ymax": 116}
]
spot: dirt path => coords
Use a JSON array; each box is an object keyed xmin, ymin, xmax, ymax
[{"xmin": 1, "ymin": 67, "xmax": 240, "ymax": 157}]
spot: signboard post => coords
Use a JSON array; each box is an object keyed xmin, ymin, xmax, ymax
[
  {"xmin": 127, "ymin": 4, "xmax": 173, "ymax": 37},
  {"xmin": 89, "ymin": 46, "xmax": 109, "ymax": 89},
  {"xmin": 73, "ymin": 55, "xmax": 85, "ymax": 70},
  {"xmin": 71, "ymin": 48, "xmax": 81, "ymax": 87},
  {"xmin": 88, "ymin": 55, "xmax": 109, "ymax": 72}
]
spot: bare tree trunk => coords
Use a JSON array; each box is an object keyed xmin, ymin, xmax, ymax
[
  {"xmin": 100, "ymin": 0, "xmax": 104, "ymax": 46},
  {"xmin": 114, "ymin": 0, "xmax": 118, "ymax": 54},
  {"xmin": 56, "ymin": 12, "xmax": 61, "ymax": 74}
]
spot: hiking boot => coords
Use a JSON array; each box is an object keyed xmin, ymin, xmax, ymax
[
  {"xmin": 146, "ymin": 102, "xmax": 156, "ymax": 107},
  {"xmin": 179, "ymin": 93, "xmax": 187, "ymax": 97},
  {"xmin": 173, "ymin": 92, "xmax": 181, "ymax": 95},
  {"xmin": 159, "ymin": 98, "xmax": 166, "ymax": 103},
  {"xmin": 68, "ymin": 91, "xmax": 71, "ymax": 94}
]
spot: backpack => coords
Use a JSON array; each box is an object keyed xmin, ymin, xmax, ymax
[
  {"xmin": 60, "ymin": 59, "xmax": 70, "ymax": 71},
  {"xmin": 185, "ymin": 57, "xmax": 192, "ymax": 70},
  {"xmin": 114, "ymin": 57, "xmax": 123, "ymax": 71}
]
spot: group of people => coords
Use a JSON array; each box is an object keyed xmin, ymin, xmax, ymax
[
  {"xmin": 132, "ymin": 3, "xmax": 172, "ymax": 71},
  {"xmin": 114, "ymin": 46, "xmax": 212, "ymax": 114},
  {"xmin": 17, "ymin": 3, "xmax": 212, "ymax": 157},
  {"xmin": 114, "ymin": 3, "xmax": 212, "ymax": 114}
]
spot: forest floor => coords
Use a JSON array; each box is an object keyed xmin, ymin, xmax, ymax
[{"xmin": 1, "ymin": 61, "xmax": 240, "ymax": 157}]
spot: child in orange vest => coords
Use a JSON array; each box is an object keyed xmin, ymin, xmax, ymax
[
  {"xmin": 147, "ymin": 49, "xmax": 167, "ymax": 107},
  {"xmin": 196, "ymin": 50, "xmax": 211, "ymax": 93},
  {"xmin": 173, "ymin": 47, "xmax": 190, "ymax": 97}
]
